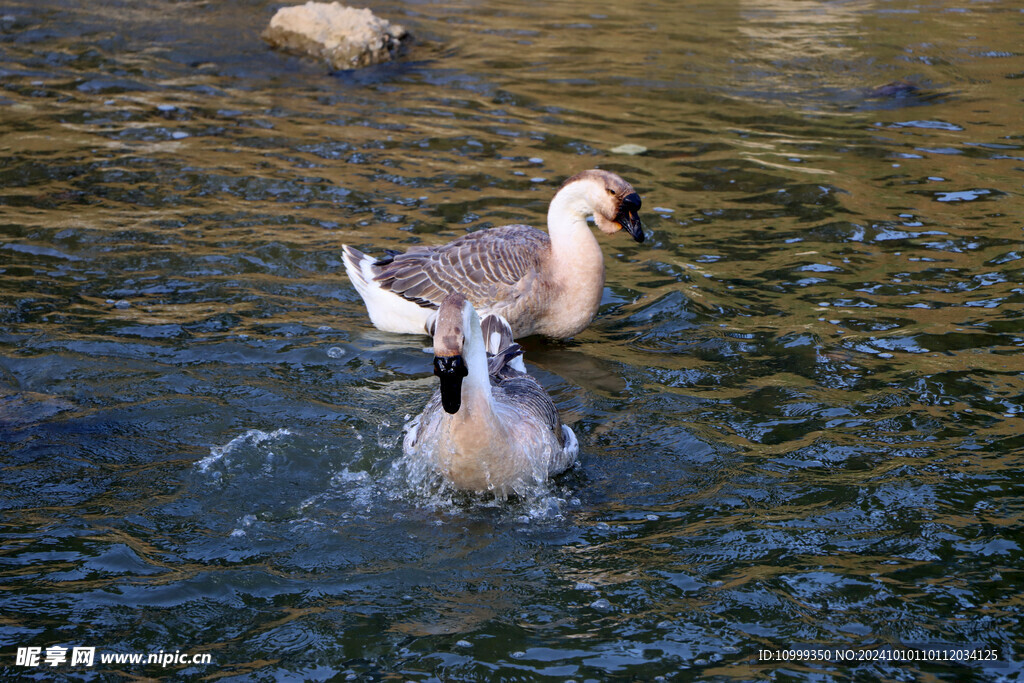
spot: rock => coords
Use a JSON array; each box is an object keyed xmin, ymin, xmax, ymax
[
  {"xmin": 610, "ymin": 143, "xmax": 648, "ymax": 156},
  {"xmin": 262, "ymin": 2, "xmax": 411, "ymax": 70},
  {"xmin": 865, "ymin": 79, "xmax": 920, "ymax": 99}
]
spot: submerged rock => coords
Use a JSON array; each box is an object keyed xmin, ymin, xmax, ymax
[
  {"xmin": 865, "ymin": 79, "xmax": 921, "ymax": 99},
  {"xmin": 610, "ymin": 143, "xmax": 648, "ymax": 156},
  {"xmin": 262, "ymin": 2, "xmax": 411, "ymax": 71}
]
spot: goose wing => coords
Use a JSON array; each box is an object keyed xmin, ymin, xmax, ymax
[
  {"xmin": 498, "ymin": 375, "xmax": 566, "ymax": 449},
  {"xmin": 487, "ymin": 343, "xmax": 527, "ymax": 380},
  {"xmin": 372, "ymin": 225, "xmax": 549, "ymax": 312}
]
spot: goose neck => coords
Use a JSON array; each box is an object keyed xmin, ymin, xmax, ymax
[
  {"xmin": 460, "ymin": 310, "xmax": 493, "ymax": 405},
  {"xmin": 547, "ymin": 187, "xmax": 599, "ymax": 254}
]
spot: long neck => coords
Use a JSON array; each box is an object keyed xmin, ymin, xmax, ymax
[
  {"xmin": 546, "ymin": 182, "xmax": 601, "ymax": 259},
  {"xmin": 544, "ymin": 183, "xmax": 605, "ymax": 311},
  {"xmin": 460, "ymin": 310, "xmax": 492, "ymax": 409},
  {"xmin": 548, "ymin": 184, "xmax": 602, "ymax": 274}
]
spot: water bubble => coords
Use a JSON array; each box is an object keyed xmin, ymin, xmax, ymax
[
  {"xmin": 590, "ymin": 598, "xmax": 612, "ymax": 610},
  {"xmin": 646, "ymin": 514, "xmax": 659, "ymax": 521},
  {"xmin": 327, "ymin": 347, "xmax": 345, "ymax": 359},
  {"xmin": 456, "ymin": 640, "xmax": 471, "ymax": 648},
  {"xmin": 114, "ymin": 300, "xmax": 131, "ymax": 309},
  {"xmin": 574, "ymin": 582, "xmax": 596, "ymax": 591},
  {"xmin": 510, "ymin": 651, "xmax": 526, "ymax": 659}
]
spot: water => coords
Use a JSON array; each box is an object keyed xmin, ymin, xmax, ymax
[{"xmin": 1, "ymin": 0, "xmax": 1022, "ymax": 679}]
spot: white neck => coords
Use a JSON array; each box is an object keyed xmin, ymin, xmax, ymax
[
  {"xmin": 461, "ymin": 306, "xmax": 492, "ymax": 407},
  {"xmin": 543, "ymin": 181, "xmax": 606, "ymax": 319},
  {"xmin": 546, "ymin": 181, "xmax": 600, "ymax": 255}
]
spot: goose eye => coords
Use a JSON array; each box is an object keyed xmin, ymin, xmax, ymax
[{"xmin": 606, "ymin": 188, "xmax": 616, "ymax": 196}]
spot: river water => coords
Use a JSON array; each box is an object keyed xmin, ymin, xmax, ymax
[{"xmin": 1, "ymin": 0, "xmax": 1022, "ymax": 680}]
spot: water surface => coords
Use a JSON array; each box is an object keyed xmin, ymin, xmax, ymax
[{"xmin": 1, "ymin": 0, "xmax": 1022, "ymax": 680}]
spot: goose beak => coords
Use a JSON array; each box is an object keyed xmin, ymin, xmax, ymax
[
  {"xmin": 617, "ymin": 192, "xmax": 644, "ymax": 242},
  {"xmin": 434, "ymin": 355, "xmax": 468, "ymax": 414}
]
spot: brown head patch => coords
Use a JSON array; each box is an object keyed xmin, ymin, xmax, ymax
[{"xmin": 434, "ymin": 291, "xmax": 468, "ymax": 356}]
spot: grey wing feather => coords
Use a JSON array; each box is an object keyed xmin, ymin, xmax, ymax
[
  {"xmin": 480, "ymin": 314, "xmax": 515, "ymax": 356},
  {"xmin": 372, "ymin": 225, "xmax": 549, "ymax": 311},
  {"xmin": 497, "ymin": 375, "xmax": 565, "ymax": 448},
  {"xmin": 481, "ymin": 313, "xmax": 529, "ymax": 377},
  {"xmin": 487, "ymin": 343, "xmax": 525, "ymax": 379}
]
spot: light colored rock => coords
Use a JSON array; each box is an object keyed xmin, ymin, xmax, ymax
[
  {"xmin": 610, "ymin": 143, "xmax": 648, "ymax": 156},
  {"xmin": 262, "ymin": 2, "xmax": 411, "ymax": 70}
]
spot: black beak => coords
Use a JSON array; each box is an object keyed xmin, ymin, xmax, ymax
[
  {"xmin": 434, "ymin": 355, "xmax": 468, "ymax": 414},
  {"xmin": 617, "ymin": 192, "xmax": 644, "ymax": 242}
]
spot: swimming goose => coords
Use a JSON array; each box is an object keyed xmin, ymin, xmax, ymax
[
  {"xmin": 402, "ymin": 292, "xmax": 579, "ymax": 498},
  {"xmin": 343, "ymin": 169, "xmax": 644, "ymax": 338}
]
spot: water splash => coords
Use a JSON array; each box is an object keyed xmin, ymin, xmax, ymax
[{"xmin": 195, "ymin": 428, "xmax": 294, "ymax": 473}]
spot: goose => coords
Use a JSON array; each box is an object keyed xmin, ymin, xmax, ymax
[
  {"xmin": 402, "ymin": 291, "xmax": 579, "ymax": 498},
  {"xmin": 343, "ymin": 169, "xmax": 644, "ymax": 338}
]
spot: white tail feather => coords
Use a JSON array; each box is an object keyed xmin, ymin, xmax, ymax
[{"xmin": 342, "ymin": 245, "xmax": 435, "ymax": 335}]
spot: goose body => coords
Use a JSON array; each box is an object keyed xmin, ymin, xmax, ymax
[
  {"xmin": 403, "ymin": 292, "xmax": 578, "ymax": 498},
  {"xmin": 343, "ymin": 169, "xmax": 644, "ymax": 338}
]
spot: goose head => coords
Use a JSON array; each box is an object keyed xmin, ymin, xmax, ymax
[
  {"xmin": 560, "ymin": 169, "xmax": 645, "ymax": 242},
  {"xmin": 432, "ymin": 291, "xmax": 474, "ymax": 414}
]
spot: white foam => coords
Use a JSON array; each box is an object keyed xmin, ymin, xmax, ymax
[{"xmin": 195, "ymin": 428, "xmax": 293, "ymax": 472}]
